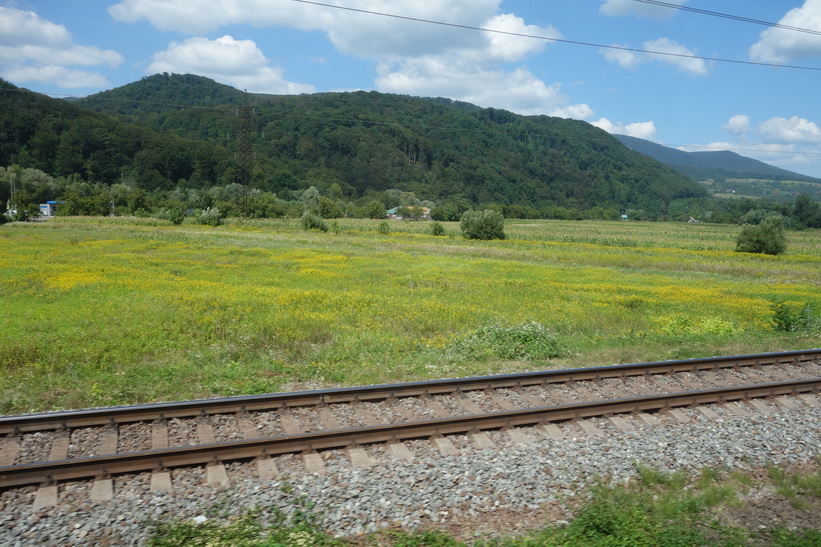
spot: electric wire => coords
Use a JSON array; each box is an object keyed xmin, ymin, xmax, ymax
[
  {"xmin": 631, "ymin": 0, "xmax": 821, "ymax": 37},
  {"xmin": 289, "ymin": 0, "xmax": 821, "ymax": 72}
]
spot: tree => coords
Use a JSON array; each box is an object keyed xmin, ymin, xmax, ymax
[
  {"xmin": 736, "ymin": 216, "xmax": 786, "ymax": 255},
  {"xmin": 364, "ymin": 200, "xmax": 386, "ymax": 219},
  {"xmin": 793, "ymin": 193, "xmax": 821, "ymax": 228},
  {"xmin": 460, "ymin": 209, "xmax": 505, "ymax": 240}
]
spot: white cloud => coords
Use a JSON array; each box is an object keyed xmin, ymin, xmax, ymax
[
  {"xmin": 749, "ymin": 0, "xmax": 821, "ymax": 63},
  {"xmin": 0, "ymin": 65, "xmax": 110, "ymax": 88},
  {"xmin": 111, "ymin": 0, "xmax": 579, "ymax": 115},
  {"xmin": 0, "ymin": 7, "xmax": 71, "ymax": 47},
  {"xmin": 722, "ymin": 114, "xmax": 751, "ymax": 135},
  {"xmin": 148, "ymin": 36, "xmax": 314, "ymax": 94},
  {"xmin": 603, "ymin": 38, "xmax": 707, "ymax": 75},
  {"xmin": 685, "ymin": 114, "xmax": 821, "ymax": 175},
  {"xmin": 759, "ymin": 116, "xmax": 821, "ymax": 144},
  {"xmin": 599, "ymin": 0, "xmax": 686, "ymax": 19},
  {"xmin": 0, "ymin": 7, "xmax": 122, "ymax": 89},
  {"xmin": 592, "ymin": 118, "xmax": 657, "ymax": 140}
]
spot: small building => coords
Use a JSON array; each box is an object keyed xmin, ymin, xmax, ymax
[
  {"xmin": 386, "ymin": 206, "xmax": 431, "ymax": 220},
  {"xmin": 39, "ymin": 201, "xmax": 61, "ymax": 216}
]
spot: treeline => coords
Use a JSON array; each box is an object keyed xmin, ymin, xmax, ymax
[{"xmin": 4, "ymin": 165, "xmax": 820, "ymax": 228}]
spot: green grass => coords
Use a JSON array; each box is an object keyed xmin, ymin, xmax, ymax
[{"xmin": 1, "ymin": 217, "xmax": 819, "ymax": 413}]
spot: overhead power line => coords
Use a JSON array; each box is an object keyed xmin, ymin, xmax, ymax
[
  {"xmin": 632, "ymin": 0, "xmax": 821, "ymax": 37},
  {"xmin": 289, "ymin": 0, "xmax": 821, "ymax": 72}
]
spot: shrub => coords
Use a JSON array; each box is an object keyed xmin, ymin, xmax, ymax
[
  {"xmin": 157, "ymin": 208, "xmax": 185, "ymax": 225},
  {"xmin": 300, "ymin": 211, "xmax": 328, "ymax": 232},
  {"xmin": 196, "ymin": 207, "xmax": 223, "ymax": 227},
  {"xmin": 445, "ymin": 321, "xmax": 565, "ymax": 361},
  {"xmin": 460, "ymin": 209, "xmax": 505, "ymax": 240},
  {"xmin": 770, "ymin": 301, "xmax": 817, "ymax": 332},
  {"xmin": 377, "ymin": 221, "xmax": 390, "ymax": 234},
  {"xmin": 735, "ymin": 216, "xmax": 786, "ymax": 255},
  {"xmin": 429, "ymin": 221, "xmax": 445, "ymax": 236}
]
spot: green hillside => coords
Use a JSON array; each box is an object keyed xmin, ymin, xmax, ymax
[
  {"xmin": 1, "ymin": 78, "xmax": 232, "ymax": 191},
  {"xmin": 69, "ymin": 73, "xmax": 704, "ymax": 215}
]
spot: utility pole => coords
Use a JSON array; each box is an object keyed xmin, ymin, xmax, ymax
[{"xmin": 237, "ymin": 90, "xmax": 254, "ymax": 217}]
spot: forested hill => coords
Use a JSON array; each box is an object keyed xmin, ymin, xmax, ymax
[
  {"xmin": 5, "ymin": 73, "xmax": 705, "ymax": 216},
  {"xmin": 1, "ymin": 78, "xmax": 231, "ymax": 190},
  {"xmin": 614, "ymin": 134, "xmax": 821, "ymax": 184}
]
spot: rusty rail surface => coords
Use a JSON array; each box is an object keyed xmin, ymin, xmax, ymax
[
  {"xmin": 2, "ymin": 349, "xmax": 819, "ymax": 435},
  {"xmin": 2, "ymin": 377, "xmax": 819, "ymax": 489}
]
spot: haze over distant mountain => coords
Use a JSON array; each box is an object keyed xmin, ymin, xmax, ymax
[{"xmin": 614, "ymin": 134, "xmax": 821, "ymax": 184}]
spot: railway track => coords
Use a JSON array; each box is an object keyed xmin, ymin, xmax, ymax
[{"xmin": 1, "ymin": 349, "xmax": 819, "ymax": 505}]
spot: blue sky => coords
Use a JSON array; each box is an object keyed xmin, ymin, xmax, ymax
[{"xmin": 3, "ymin": 0, "xmax": 821, "ymax": 177}]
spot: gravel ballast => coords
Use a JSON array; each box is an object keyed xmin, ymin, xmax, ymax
[{"xmin": 1, "ymin": 403, "xmax": 819, "ymax": 545}]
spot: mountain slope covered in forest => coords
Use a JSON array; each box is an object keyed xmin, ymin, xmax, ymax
[
  {"xmin": 71, "ymin": 74, "xmax": 704, "ymax": 213},
  {"xmin": 4, "ymin": 74, "xmax": 706, "ymax": 216}
]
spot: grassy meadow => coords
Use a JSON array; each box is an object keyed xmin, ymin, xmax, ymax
[{"xmin": 1, "ymin": 216, "xmax": 819, "ymax": 414}]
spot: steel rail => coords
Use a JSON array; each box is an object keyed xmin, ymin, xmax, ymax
[
  {"xmin": 1, "ymin": 377, "xmax": 819, "ymax": 489},
  {"xmin": 1, "ymin": 349, "xmax": 819, "ymax": 435}
]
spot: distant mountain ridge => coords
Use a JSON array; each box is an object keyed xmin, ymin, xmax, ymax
[{"xmin": 614, "ymin": 134, "xmax": 820, "ymax": 183}]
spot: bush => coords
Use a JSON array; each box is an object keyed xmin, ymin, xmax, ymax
[
  {"xmin": 300, "ymin": 211, "xmax": 328, "ymax": 232},
  {"xmin": 429, "ymin": 221, "xmax": 445, "ymax": 236},
  {"xmin": 196, "ymin": 207, "xmax": 222, "ymax": 227},
  {"xmin": 377, "ymin": 221, "xmax": 390, "ymax": 234},
  {"xmin": 735, "ymin": 216, "xmax": 786, "ymax": 255},
  {"xmin": 460, "ymin": 209, "xmax": 505, "ymax": 240},
  {"xmin": 445, "ymin": 321, "xmax": 565, "ymax": 362},
  {"xmin": 157, "ymin": 208, "xmax": 185, "ymax": 225},
  {"xmin": 770, "ymin": 301, "xmax": 817, "ymax": 332}
]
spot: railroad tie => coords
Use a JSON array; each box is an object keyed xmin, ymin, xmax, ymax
[
  {"xmin": 432, "ymin": 436, "xmax": 459, "ymax": 456},
  {"xmin": 347, "ymin": 446, "xmax": 377, "ymax": 468},
  {"xmin": 796, "ymin": 394, "xmax": 820, "ymax": 407},
  {"xmin": 489, "ymin": 392, "xmax": 517, "ymax": 411},
  {"xmin": 151, "ymin": 421, "xmax": 169, "ymax": 450},
  {"xmin": 469, "ymin": 431, "xmax": 496, "ymax": 450},
  {"xmin": 575, "ymin": 419, "xmax": 603, "ymax": 436},
  {"xmin": 696, "ymin": 406, "xmax": 721, "ymax": 420},
  {"xmin": 0, "ymin": 435, "xmax": 20, "ymax": 466},
  {"xmin": 32, "ymin": 484, "xmax": 59, "ymax": 508},
  {"xmin": 663, "ymin": 408, "xmax": 691, "ymax": 423},
  {"xmin": 49, "ymin": 432, "xmax": 70, "ymax": 461},
  {"xmin": 302, "ymin": 452, "xmax": 325, "ymax": 474},
  {"xmin": 387, "ymin": 442, "xmax": 414, "ymax": 461},
  {"xmin": 150, "ymin": 470, "xmax": 173, "ymax": 493},
  {"xmin": 197, "ymin": 417, "xmax": 216, "ymax": 444},
  {"xmin": 540, "ymin": 423, "xmax": 565, "ymax": 441},
  {"xmin": 505, "ymin": 427, "xmax": 530, "ymax": 446},
  {"xmin": 278, "ymin": 412, "xmax": 303, "ymax": 435},
  {"xmin": 90, "ymin": 477, "xmax": 114, "ymax": 502},
  {"xmin": 608, "ymin": 415, "xmax": 634, "ymax": 432},
  {"xmin": 456, "ymin": 395, "xmax": 485, "ymax": 415},
  {"xmin": 206, "ymin": 462, "xmax": 230, "ymax": 487},
  {"xmin": 317, "ymin": 407, "xmax": 342, "ymax": 430},
  {"xmin": 774, "ymin": 397, "xmax": 800, "ymax": 410},
  {"xmin": 634, "ymin": 412, "xmax": 661, "ymax": 427},
  {"xmin": 721, "ymin": 402, "xmax": 748, "ymax": 417},
  {"xmin": 236, "ymin": 413, "xmax": 258, "ymax": 439},
  {"xmin": 99, "ymin": 427, "xmax": 119, "ymax": 455},
  {"xmin": 745, "ymin": 399, "xmax": 772, "ymax": 413},
  {"xmin": 256, "ymin": 457, "xmax": 280, "ymax": 480}
]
